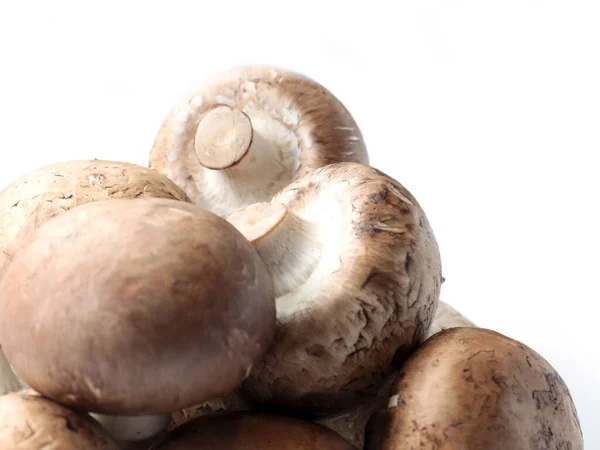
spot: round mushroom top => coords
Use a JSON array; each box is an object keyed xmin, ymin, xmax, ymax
[
  {"xmin": 0, "ymin": 198, "xmax": 275, "ymax": 415},
  {"xmin": 372, "ymin": 328, "xmax": 583, "ymax": 450},
  {"xmin": 149, "ymin": 65, "xmax": 369, "ymax": 217},
  {"xmin": 155, "ymin": 412, "xmax": 357, "ymax": 450},
  {"xmin": 0, "ymin": 159, "xmax": 190, "ymax": 275},
  {"xmin": 233, "ymin": 162, "xmax": 442, "ymax": 414},
  {"xmin": 0, "ymin": 391, "xmax": 121, "ymax": 450}
]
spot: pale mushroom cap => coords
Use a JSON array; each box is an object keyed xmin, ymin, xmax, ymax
[
  {"xmin": 0, "ymin": 198, "xmax": 275, "ymax": 415},
  {"xmin": 150, "ymin": 65, "xmax": 369, "ymax": 217},
  {"xmin": 155, "ymin": 412, "xmax": 357, "ymax": 450},
  {"xmin": 372, "ymin": 328, "xmax": 583, "ymax": 450},
  {"xmin": 0, "ymin": 391, "xmax": 121, "ymax": 449},
  {"xmin": 237, "ymin": 162, "xmax": 442, "ymax": 414},
  {"xmin": 0, "ymin": 159, "xmax": 190, "ymax": 275}
]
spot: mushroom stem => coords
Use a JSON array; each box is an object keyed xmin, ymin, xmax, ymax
[
  {"xmin": 197, "ymin": 107, "xmax": 296, "ymax": 214},
  {"xmin": 228, "ymin": 202, "xmax": 322, "ymax": 298},
  {"xmin": 89, "ymin": 413, "xmax": 170, "ymax": 442},
  {"xmin": 0, "ymin": 350, "xmax": 22, "ymax": 395}
]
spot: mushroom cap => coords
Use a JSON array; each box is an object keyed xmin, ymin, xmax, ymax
[
  {"xmin": 0, "ymin": 198, "xmax": 275, "ymax": 414},
  {"xmin": 370, "ymin": 328, "xmax": 583, "ymax": 449},
  {"xmin": 0, "ymin": 159, "xmax": 190, "ymax": 275},
  {"xmin": 155, "ymin": 411, "xmax": 357, "ymax": 450},
  {"xmin": 149, "ymin": 65, "xmax": 369, "ymax": 216},
  {"xmin": 0, "ymin": 391, "xmax": 121, "ymax": 449},
  {"xmin": 168, "ymin": 391, "xmax": 251, "ymax": 430},
  {"xmin": 239, "ymin": 162, "xmax": 442, "ymax": 414}
]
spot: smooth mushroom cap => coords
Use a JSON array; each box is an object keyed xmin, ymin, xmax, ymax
[
  {"xmin": 0, "ymin": 198, "xmax": 275, "ymax": 415},
  {"xmin": 155, "ymin": 411, "xmax": 357, "ymax": 450},
  {"xmin": 0, "ymin": 159, "xmax": 190, "ymax": 276},
  {"xmin": 150, "ymin": 65, "xmax": 369, "ymax": 217},
  {"xmin": 369, "ymin": 328, "xmax": 583, "ymax": 450},
  {"xmin": 167, "ymin": 391, "xmax": 251, "ymax": 430},
  {"xmin": 229, "ymin": 162, "xmax": 442, "ymax": 414},
  {"xmin": 0, "ymin": 391, "xmax": 121, "ymax": 449},
  {"xmin": 425, "ymin": 300, "xmax": 475, "ymax": 339}
]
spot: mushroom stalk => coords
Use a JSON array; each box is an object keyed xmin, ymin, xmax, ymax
[
  {"xmin": 89, "ymin": 413, "xmax": 171, "ymax": 442},
  {"xmin": 197, "ymin": 106, "xmax": 296, "ymax": 213},
  {"xmin": 0, "ymin": 351, "xmax": 22, "ymax": 395},
  {"xmin": 228, "ymin": 202, "xmax": 322, "ymax": 298}
]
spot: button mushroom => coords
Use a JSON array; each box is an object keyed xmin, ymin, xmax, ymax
[
  {"xmin": 0, "ymin": 199, "xmax": 275, "ymax": 440},
  {"xmin": 0, "ymin": 391, "xmax": 121, "ymax": 449},
  {"xmin": 155, "ymin": 411, "xmax": 357, "ymax": 449},
  {"xmin": 367, "ymin": 327, "xmax": 583, "ymax": 450},
  {"xmin": 227, "ymin": 162, "xmax": 442, "ymax": 414},
  {"xmin": 149, "ymin": 66, "xmax": 369, "ymax": 217},
  {"xmin": 0, "ymin": 159, "xmax": 190, "ymax": 398},
  {"xmin": 425, "ymin": 300, "xmax": 475, "ymax": 339}
]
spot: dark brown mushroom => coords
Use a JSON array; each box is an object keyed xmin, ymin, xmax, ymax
[
  {"xmin": 366, "ymin": 327, "xmax": 583, "ymax": 450},
  {"xmin": 0, "ymin": 199, "xmax": 275, "ymax": 420},
  {"xmin": 149, "ymin": 65, "xmax": 369, "ymax": 217},
  {"xmin": 155, "ymin": 411, "xmax": 357, "ymax": 449}
]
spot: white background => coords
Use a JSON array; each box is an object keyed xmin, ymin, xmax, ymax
[{"xmin": 1, "ymin": 1, "xmax": 598, "ymax": 446}]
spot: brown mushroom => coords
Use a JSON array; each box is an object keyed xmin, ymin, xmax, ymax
[
  {"xmin": 366, "ymin": 327, "xmax": 583, "ymax": 450},
  {"xmin": 149, "ymin": 66, "xmax": 369, "ymax": 217},
  {"xmin": 155, "ymin": 411, "xmax": 357, "ymax": 449},
  {"xmin": 0, "ymin": 159, "xmax": 190, "ymax": 275},
  {"xmin": 0, "ymin": 391, "xmax": 121, "ymax": 449},
  {"xmin": 227, "ymin": 162, "xmax": 442, "ymax": 415},
  {"xmin": 0, "ymin": 199, "xmax": 275, "ymax": 418},
  {"xmin": 425, "ymin": 300, "xmax": 475, "ymax": 339},
  {"xmin": 167, "ymin": 391, "xmax": 251, "ymax": 430},
  {"xmin": 0, "ymin": 159, "xmax": 190, "ymax": 399}
]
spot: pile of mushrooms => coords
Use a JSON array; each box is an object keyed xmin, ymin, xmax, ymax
[{"xmin": 0, "ymin": 65, "xmax": 583, "ymax": 449}]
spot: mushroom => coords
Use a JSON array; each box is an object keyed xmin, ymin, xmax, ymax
[
  {"xmin": 0, "ymin": 199, "xmax": 275, "ymax": 442},
  {"xmin": 366, "ymin": 327, "xmax": 584, "ymax": 450},
  {"xmin": 226, "ymin": 162, "xmax": 442, "ymax": 415},
  {"xmin": 149, "ymin": 65, "xmax": 369, "ymax": 218},
  {"xmin": 425, "ymin": 300, "xmax": 475, "ymax": 339},
  {"xmin": 0, "ymin": 159, "xmax": 191, "ymax": 432},
  {"xmin": 0, "ymin": 391, "xmax": 121, "ymax": 449},
  {"xmin": 155, "ymin": 411, "xmax": 357, "ymax": 449},
  {"xmin": 0, "ymin": 159, "xmax": 190, "ymax": 276}
]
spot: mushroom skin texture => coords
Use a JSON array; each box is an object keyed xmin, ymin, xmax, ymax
[
  {"xmin": 0, "ymin": 159, "xmax": 190, "ymax": 275},
  {"xmin": 425, "ymin": 300, "xmax": 475, "ymax": 339},
  {"xmin": 367, "ymin": 328, "xmax": 583, "ymax": 450},
  {"xmin": 154, "ymin": 411, "xmax": 357, "ymax": 450},
  {"xmin": 0, "ymin": 198, "xmax": 275, "ymax": 415},
  {"xmin": 167, "ymin": 391, "xmax": 251, "ymax": 430},
  {"xmin": 228, "ymin": 162, "xmax": 442, "ymax": 415},
  {"xmin": 149, "ymin": 65, "xmax": 369, "ymax": 218},
  {"xmin": 0, "ymin": 391, "xmax": 121, "ymax": 449}
]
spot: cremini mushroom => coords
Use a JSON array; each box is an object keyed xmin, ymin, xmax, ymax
[
  {"xmin": 155, "ymin": 411, "xmax": 356, "ymax": 450},
  {"xmin": 0, "ymin": 199, "xmax": 275, "ymax": 441},
  {"xmin": 366, "ymin": 327, "xmax": 583, "ymax": 450},
  {"xmin": 149, "ymin": 66, "xmax": 369, "ymax": 217},
  {"xmin": 0, "ymin": 391, "xmax": 121, "ymax": 449},
  {"xmin": 0, "ymin": 159, "xmax": 191, "ymax": 431},
  {"xmin": 425, "ymin": 300, "xmax": 475, "ymax": 339},
  {"xmin": 0, "ymin": 159, "xmax": 190, "ymax": 276},
  {"xmin": 227, "ymin": 162, "xmax": 442, "ymax": 415},
  {"xmin": 167, "ymin": 391, "xmax": 251, "ymax": 430}
]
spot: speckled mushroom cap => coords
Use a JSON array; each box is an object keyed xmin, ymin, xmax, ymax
[
  {"xmin": 0, "ymin": 198, "xmax": 275, "ymax": 415},
  {"xmin": 155, "ymin": 411, "xmax": 357, "ymax": 450},
  {"xmin": 228, "ymin": 162, "xmax": 442, "ymax": 415},
  {"xmin": 0, "ymin": 391, "xmax": 121, "ymax": 449},
  {"xmin": 367, "ymin": 328, "xmax": 583, "ymax": 450},
  {"xmin": 149, "ymin": 65, "xmax": 369, "ymax": 218},
  {"xmin": 0, "ymin": 159, "xmax": 190, "ymax": 275}
]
